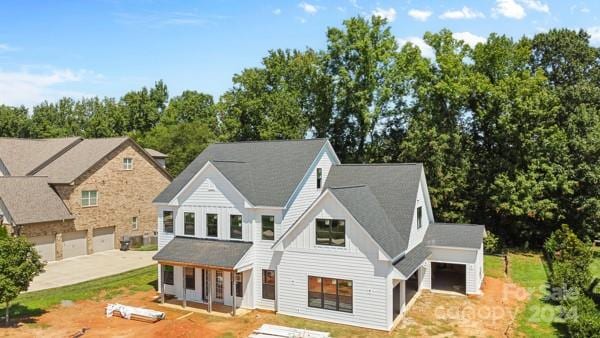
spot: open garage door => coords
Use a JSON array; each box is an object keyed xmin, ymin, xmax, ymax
[
  {"xmin": 30, "ymin": 235, "xmax": 56, "ymax": 262},
  {"xmin": 93, "ymin": 226, "xmax": 115, "ymax": 252},
  {"xmin": 63, "ymin": 230, "xmax": 87, "ymax": 259},
  {"xmin": 431, "ymin": 262, "xmax": 466, "ymax": 295}
]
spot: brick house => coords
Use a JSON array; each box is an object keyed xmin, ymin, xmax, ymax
[{"xmin": 0, "ymin": 137, "xmax": 171, "ymax": 261}]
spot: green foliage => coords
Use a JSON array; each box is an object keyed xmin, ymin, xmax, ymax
[
  {"xmin": 545, "ymin": 224, "xmax": 593, "ymax": 294},
  {"xmin": 0, "ymin": 235, "xmax": 45, "ymax": 324},
  {"xmin": 561, "ymin": 295, "xmax": 600, "ymax": 338},
  {"xmin": 483, "ymin": 232, "xmax": 502, "ymax": 254}
]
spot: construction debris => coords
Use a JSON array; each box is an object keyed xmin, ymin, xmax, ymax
[
  {"xmin": 106, "ymin": 303, "xmax": 165, "ymax": 323},
  {"xmin": 249, "ymin": 324, "xmax": 330, "ymax": 338}
]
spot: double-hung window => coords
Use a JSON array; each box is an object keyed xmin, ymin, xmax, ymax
[
  {"xmin": 123, "ymin": 157, "xmax": 133, "ymax": 170},
  {"xmin": 185, "ymin": 267, "xmax": 195, "ymax": 290},
  {"xmin": 261, "ymin": 215, "xmax": 275, "ymax": 240},
  {"xmin": 308, "ymin": 276, "xmax": 352, "ymax": 313},
  {"xmin": 81, "ymin": 190, "xmax": 98, "ymax": 207},
  {"xmin": 163, "ymin": 211, "xmax": 173, "ymax": 233},
  {"xmin": 230, "ymin": 215, "xmax": 242, "ymax": 240},
  {"xmin": 163, "ymin": 265, "xmax": 174, "ymax": 285},
  {"xmin": 184, "ymin": 212, "xmax": 195, "ymax": 236},
  {"xmin": 315, "ymin": 219, "xmax": 345, "ymax": 247},
  {"xmin": 206, "ymin": 213, "xmax": 218, "ymax": 237},
  {"xmin": 131, "ymin": 216, "xmax": 138, "ymax": 230}
]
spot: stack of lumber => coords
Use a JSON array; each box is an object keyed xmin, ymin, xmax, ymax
[
  {"xmin": 249, "ymin": 324, "xmax": 330, "ymax": 338},
  {"xmin": 106, "ymin": 303, "xmax": 165, "ymax": 323}
]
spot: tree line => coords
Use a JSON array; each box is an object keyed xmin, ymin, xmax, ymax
[{"xmin": 1, "ymin": 16, "xmax": 598, "ymax": 247}]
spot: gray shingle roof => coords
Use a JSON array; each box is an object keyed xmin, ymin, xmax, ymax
[
  {"xmin": 145, "ymin": 148, "xmax": 168, "ymax": 158},
  {"xmin": 425, "ymin": 223, "xmax": 485, "ymax": 249},
  {"xmin": 324, "ymin": 164, "xmax": 423, "ymax": 257},
  {"xmin": 0, "ymin": 137, "xmax": 81, "ymax": 175},
  {"xmin": 154, "ymin": 139, "xmax": 329, "ymax": 206},
  {"xmin": 0, "ymin": 177, "xmax": 73, "ymax": 225},
  {"xmin": 35, "ymin": 137, "xmax": 129, "ymax": 184},
  {"xmin": 393, "ymin": 242, "xmax": 430, "ymax": 277},
  {"xmin": 152, "ymin": 237, "xmax": 253, "ymax": 269}
]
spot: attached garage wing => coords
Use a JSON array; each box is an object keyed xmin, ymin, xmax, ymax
[
  {"xmin": 30, "ymin": 235, "xmax": 56, "ymax": 262},
  {"xmin": 93, "ymin": 226, "xmax": 115, "ymax": 252},
  {"xmin": 62, "ymin": 230, "xmax": 87, "ymax": 259}
]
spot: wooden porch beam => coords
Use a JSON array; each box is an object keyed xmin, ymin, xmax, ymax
[
  {"xmin": 182, "ymin": 267, "xmax": 187, "ymax": 308},
  {"xmin": 160, "ymin": 264, "xmax": 165, "ymax": 304},
  {"xmin": 232, "ymin": 270, "xmax": 236, "ymax": 317}
]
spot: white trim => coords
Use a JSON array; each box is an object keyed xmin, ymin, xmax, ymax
[
  {"xmin": 427, "ymin": 245, "xmax": 479, "ymax": 251},
  {"xmin": 428, "ymin": 259, "xmax": 469, "ymax": 265}
]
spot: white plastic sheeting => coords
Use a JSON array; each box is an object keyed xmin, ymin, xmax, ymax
[
  {"xmin": 105, "ymin": 303, "xmax": 165, "ymax": 320},
  {"xmin": 249, "ymin": 324, "xmax": 330, "ymax": 338}
]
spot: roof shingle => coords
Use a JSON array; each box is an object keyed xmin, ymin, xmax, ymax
[
  {"xmin": 153, "ymin": 237, "xmax": 253, "ymax": 268},
  {"xmin": 425, "ymin": 223, "xmax": 485, "ymax": 249},
  {"xmin": 393, "ymin": 242, "xmax": 431, "ymax": 277},
  {"xmin": 0, "ymin": 137, "xmax": 81, "ymax": 175}
]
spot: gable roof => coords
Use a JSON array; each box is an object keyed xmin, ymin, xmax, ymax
[
  {"xmin": 0, "ymin": 177, "xmax": 73, "ymax": 225},
  {"xmin": 0, "ymin": 137, "xmax": 82, "ymax": 175},
  {"xmin": 425, "ymin": 223, "xmax": 486, "ymax": 249},
  {"xmin": 324, "ymin": 164, "xmax": 423, "ymax": 257},
  {"xmin": 154, "ymin": 139, "xmax": 330, "ymax": 207}
]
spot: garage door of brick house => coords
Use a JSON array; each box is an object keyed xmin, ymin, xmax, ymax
[
  {"xmin": 62, "ymin": 230, "xmax": 87, "ymax": 259},
  {"xmin": 93, "ymin": 226, "xmax": 115, "ymax": 252}
]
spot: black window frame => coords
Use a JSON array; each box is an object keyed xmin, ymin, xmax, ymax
[
  {"xmin": 417, "ymin": 206, "xmax": 422, "ymax": 229},
  {"xmin": 261, "ymin": 215, "xmax": 275, "ymax": 241},
  {"xmin": 185, "ymin": 267, "xmax": 195, "ymax": 290},
  {"xmin": 206, "ymin": 213, "xmax": 218, "ymax": 237},
  {"xmin": 231, "ymin": 272, "xmax": 243, "ymax": 297},
  {"xmin": 307, "ymin": 275, "xmax": 353, "ymax": 313},
  {"xmin": 163, "ymin": 265, "xmax": 174, "ymax": 285},
  {"xmin": 184, "ymin": 212, "xmax": 195, "ymax": 236},
  {"xmin": 230, "ymin": 214, "xmax": 243, "ymax": 240},
  {"xmin": 316, "ymin": 168, "xmax": 322, "ymax": 189},
  {"xmin": 262, "ymin": 269, "xmax": 275, "ymax": 300},
  {"xmin": 163, "ymin": 211, "xmax": 174, "ymax": 233},
  {"xmin": 315, "ymin": 218, "xmax": 346, "ymax": 247}
]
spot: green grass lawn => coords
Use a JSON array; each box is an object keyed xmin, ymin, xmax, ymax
[
  {"xmin": 132, "ymin": 243, "xmax": 158, "ymax": 251},
  {"xmin": 0, "ymin": 265, "xmax": 157, "ymax": 320},
  {"xmin": 484, "ymin": 254, "xmax": 505, "ymax": 279}
]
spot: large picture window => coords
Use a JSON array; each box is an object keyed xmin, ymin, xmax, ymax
[
  {"xmin": 261, "ymin": 215, "xmax": 275, "ymax": 240},
  {"xmin": 163, "ymin": 211, "xmax": 173, "ymax": 233},
  {"xmin": 206, "ymin": 213, "xmax": 218, "ymax": 237},
  {"xmin": 184, "ymin": 212, "xmax": 195, "ymax": 236},
  {"xmin": 262, "ymin": 270, "xmax": 275, "ymax": 300},
  {"xmin": 308, "ymin": 276, "xmax": 352, "ymax": 313},
  {"xmin": 163, "ymin": 265, "xmax": 174, "ymax": 285},
  {"xmin": 230, "ymin": 215, "xmax": 242, "ymax": 240},
  {"xmin": 315, "ymin": 219, "xmax": 345, "ymax": 247}
]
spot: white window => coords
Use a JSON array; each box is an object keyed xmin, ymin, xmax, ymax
[
  {"xmin": 81, "ymin": 190, "xmax": 98, "ymax": 207},
  {"xmin": 132, "ymin": 216, "xmax": 138, "ymax": 230},
  {"xmin": 123, "ymin": 157, "xmax": 133, "ymax": 170}
]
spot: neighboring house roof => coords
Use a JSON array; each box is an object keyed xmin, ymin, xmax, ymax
[
  {"xmin": 324, "ymin": 164, "xmax": 423, "ymax": 257},
  {"xmin": 0, "ymin": 137, "xmax": 81, "ymax": 175},
  {"xmin": 393, "ymin": 242, "xmax": 431, "ymax": 277},
  {"xmin": 425, "ymin": 223, "xmax": 486, "ymax": 249},
  {"xmin": 0, "ymin": 177, "xmax": 73, "ymax": 225},
  {"xmin": 153, "ymin": 237, "xmax": 253, "ymax": 269},
  {"xmin": 145, "ymin": 148, "xmax": 168, "ymax": 158},
  {"xmin": 154, "ymin": 139, "xmax": 330, "ymax": 207}
]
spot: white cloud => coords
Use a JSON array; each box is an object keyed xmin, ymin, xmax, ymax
[
  {"xmin": 0, "ymin": 67, "xmax": 97, "ymax": 107},
  {"xmin": 521, "ymin": 0, "xmax": 549, "ymax": 13},
  {"xmin": 0, "ymin": 44, "xmax": 18, "ymax": 53},
  {"xmin": 397, "ymin": 37, "xmax": 435, "ymax": 59},
  {"xmin": 372, "ymin": 7, "xmax": 397, "ymax": 22},
  {"xmin": 587, "ymin": 27, "xmax": 600, "ymax": 46},
  {"xmin": 273, "ymin": 8, "xmax": 282, "ymax": 15},
  {"xmin": 439, "ymin": 6, "xmax": 485, "ymax": 20},
  {"xmin": 299, "ymin": 2, "xmax": 318, "ymax": 14},
  {"xmin": 408, "ymin": 9, "xmax": 432, "ymax": 22},
  {"xmin": 453, "ymin": 32, "xmax": 487, "ymax": 47},
  {"xmin": 494, "ymin": 0, "xmax": 526, "ymax": 19}
]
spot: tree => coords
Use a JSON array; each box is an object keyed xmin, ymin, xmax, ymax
[
  {"xmin": 0, "ymin": 105, "xmax": 32, "ymax": 137},
  {"xmin": 0, "ymin": 236, "xmax": 45, "ymax": 325},
  {"xmin": 161, "ymin": 91, "xmax": 216, "ymax": 128},
  {"xmin": 121, "ymin": 80, "xmax": 168, "ymax": 134}
]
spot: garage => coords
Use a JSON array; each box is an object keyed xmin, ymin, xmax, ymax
[
  {"xmin": 431, "ymin": 262, "xmax": 466, "ymax": 294},
  {"xmin": 62, "ymin": 230, "xmax": 87, "ymax": 259},
  {"xmin": 93, "ymin": 226, "xmax": 115, "ymax": 252},
  {"xmin": 30, "ymin": 235, "xmax": 56, "ymax": 262}
]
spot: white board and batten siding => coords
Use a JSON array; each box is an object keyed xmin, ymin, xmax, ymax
[
  {"xmin": 277, "ymin": 193, "xmax": 394, "ymax": 330},
  {"xmin": 252, "ymin": 208, "xmax": 283, "ymax": 311},
  {"xmin": 406, "ymin": 177, "xmax": 433, "ymax": 252}
]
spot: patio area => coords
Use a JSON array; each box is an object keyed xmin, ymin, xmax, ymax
[{"xmin": 157, "ymin": 295, "xmax": 252, "ymax": 318}]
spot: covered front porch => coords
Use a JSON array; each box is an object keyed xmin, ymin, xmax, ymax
[{"xmin": 153, "ymin": 237, "xmax": 254, "ymax": 317}]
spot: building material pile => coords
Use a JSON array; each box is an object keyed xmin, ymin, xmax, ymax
[
  {"xmin": 249, "ymin": 324, "xmax": 330, "ymax": 338},
  {"xmin": 106, "ymin": 303, "xmax": 165, "ymax": 323}
]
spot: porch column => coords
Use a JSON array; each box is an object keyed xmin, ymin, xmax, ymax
[
  {"xmin": 207, "ymin": 269, "xmax": 212, "ymax": 312},
  {"xmin": 232, "ymin": 270, "xmax": 236, "ymax": 316},
  {"xmin": 182, "ymin": 267, "xmax": 187, "ymax": 308},
  {"xmin": 160, "ymin": 264, "xmax": 165, "ymax": 304}
]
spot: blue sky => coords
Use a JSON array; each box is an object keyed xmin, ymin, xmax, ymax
[{"xmin": 0, "ymin": 0, "xmax": 598, "ymax": 107}]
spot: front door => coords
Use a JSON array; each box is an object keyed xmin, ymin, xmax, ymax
[{"xmin": 215, "ymin": 270, "xmax": 224, "ymax": 301}]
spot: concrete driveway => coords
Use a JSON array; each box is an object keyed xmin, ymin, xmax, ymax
[{"xmin": 28, "ymin": 249, "xmax": 157, "ymax": 292}]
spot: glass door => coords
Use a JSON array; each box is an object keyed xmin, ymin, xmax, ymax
[{"xmin": 215, "ymin": 270, "xmax": 224, "ymax": 301}]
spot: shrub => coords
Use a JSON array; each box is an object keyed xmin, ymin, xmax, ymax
[
  {"xmin": 483, "ymin": 231, "xmax": 502, "ymax": 254},
  {"xmin": 562, "ymin": 295, "xmax": 600, "ymax": 338}
]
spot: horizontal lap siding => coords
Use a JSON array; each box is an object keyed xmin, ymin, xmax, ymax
[{"xmin": 278, "ymin": 251, "xmax": 389, "ymax": 330}]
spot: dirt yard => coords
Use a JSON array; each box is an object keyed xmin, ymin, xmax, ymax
[{"xmin": 2, "ymin": 276, "xmax": 527, "ymax": 338}]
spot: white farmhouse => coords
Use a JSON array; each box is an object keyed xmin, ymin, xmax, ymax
[{"xmin": 152, "ymin": 139, "xmax": 485, "ymax": 331}]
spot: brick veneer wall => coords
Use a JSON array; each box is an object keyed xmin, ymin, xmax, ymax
[{"xmin": 53, "ymin": 141, "xmax": 171, "ymax": 254}]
